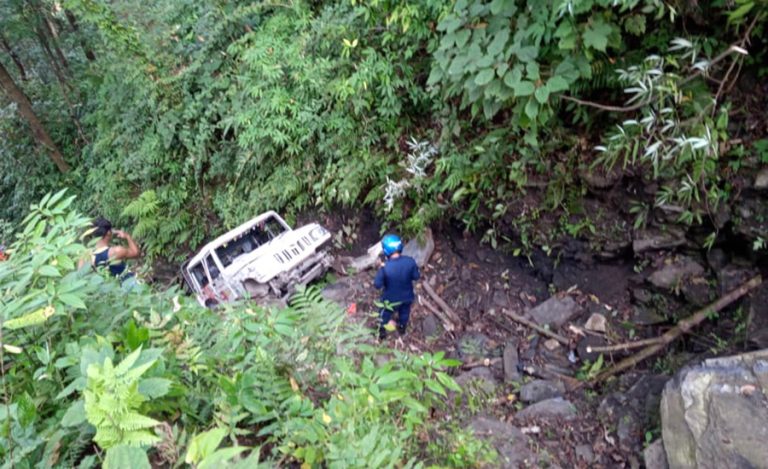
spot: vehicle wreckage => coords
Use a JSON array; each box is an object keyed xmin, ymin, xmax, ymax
[{"xmin": 181, "ymin": 211, "xmax": 333, "ymax": 307}]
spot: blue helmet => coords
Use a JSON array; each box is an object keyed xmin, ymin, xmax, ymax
[{"xmin": 381, "ymin": 234, "xmax": 403, "ymax": 257}]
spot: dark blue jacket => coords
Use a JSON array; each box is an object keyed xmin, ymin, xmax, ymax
[{"xmin": 374, "ymin": 255, "xmax": 420, "ymax": 303}]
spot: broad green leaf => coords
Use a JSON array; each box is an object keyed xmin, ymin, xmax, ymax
[
  {"xmin": 39, "ymin": 265, "xmax": 61, "ymax": 277},
  {"xmin": 487, "ymin": 30, "xmax": 509, "ymax": 57},
  {"xmin": 583, "ymin": 18, "xmax": 613, "ymax": 52},
  {"xmin": 455, "ymin": 29, "xmax": 471, "ymax": 48},
  {"xmin": 4, "ymin": 306, "xmax": 55, "ymax": 329},
  {"xmin": 526, "ymin": 62, "xmax": 540, "ymax": 81},
  {"xmin": 104, "ymin": 445, "xmax": 150, "ymax": 469},
  {"xmin": 59, "ymin": 293, "xmax": 87, "ymax": 310},
  {"xmin": 512, "ymin": 80, "xmax": 535, "ymax": 97},
  {"xmin": 547, "ymin": 76, "xmax": 569, "ymax": 92},
  {"xmin": 61, "ymin": 400, "xmax": 86, "ymax": 427},
  {"xmin": 186, "ymin": 428, "xmax": 228, "ymax": 465},
  {"xmin": 525, "ymin": 99, "xmax": 539, "ymax": 119},
  {"xmin": 475, "ymin": 69, "xmax": 496, "ymax": 86},
  {"xmin": 138, "ymin": 378, "xmax": 171, "ymax": 399},
  {"xmin": 534, "ymin": 86, "xmax": 550, "ymax": 104}
]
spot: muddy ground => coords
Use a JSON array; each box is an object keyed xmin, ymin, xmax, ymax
[{"xmin": 308, "ymin": 205, "xmax": 767, "ymax": 468}]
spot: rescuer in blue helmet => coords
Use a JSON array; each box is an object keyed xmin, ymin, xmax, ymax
[{"xmin": 374, "ymin": 234, "xmax": 420, "ymax": 339}]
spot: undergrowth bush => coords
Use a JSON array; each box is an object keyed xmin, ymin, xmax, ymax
[{"xmin": 0, "ymin": 192, "xmax": 482, "ymax": 468}]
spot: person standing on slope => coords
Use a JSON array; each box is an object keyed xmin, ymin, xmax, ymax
[
  {"xmin": 375, "ymin": 234, "xmax": 420, "ymax": 339},
  {"xmin": 79, "ymin": 217, "xmax": 141, "ymax": 278}
]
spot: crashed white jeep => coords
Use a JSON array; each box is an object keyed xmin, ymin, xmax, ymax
[{"xmin": 181, "ymin": 211, "xmax": 333, "ymax": 307}]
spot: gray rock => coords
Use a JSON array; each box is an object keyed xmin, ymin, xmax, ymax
[
  {"xmin": 599, "ymin": 374, "xmax": 668, "ymax": 450},
  {"xmin": 754, "ymin": 167, "xmax": 768, "ymax": 189},
  {"xmin": 575, "ymin": 444, "xmax": 595, "ymax": 464},
  {"xmin": 456, "ymin": 332, "xmax": 492, "ymax": 361},
  {"xmin": 321, "ymin": 277, "xmax": 359, "ymax": 306},
  {"xmin": 502, "ymin": 342, "xmax": 521, "ymax": 382},
  {"xmin": 644, "ymin": 439, "xmax": 668, "ymax": 469},
  {"xmin": 660, "ymin": 350, "xmax": 768, "ymax": 469},
  {"xmin": 648, "ymin": 257, "xmax": 704, "ymax": 290},
  {"xmin": 680, "ymin": 276, "xmax": 714, "ymax": 307},
  {"xmin": 455, "ymin": 367, "xmax": 497, "ymax": 395},
  {"xmin": 630, "ymin": 305, "xmax": 666, "ymax": 325},
  {"xmin": 584, "ymin": 312, "xmax": 608, "ymax": 333},
  {"xmin": 705, "ymin": 248, "xmax": 730, "ymax": 272},
  {"xmin": 421, "ymin": 314, "xmax": 440, "ymax": 338},
  {"xmin": 401, "ymin": 228, "xmax": 434, "ymax": 268},
  {"xmin": 746, "ymin": 284, "xmax": 768, "ymax": 348},
  {"xmin": 469, "ymin": 416, "xmax": 536, "ymax": 468},
  {"xmin": 519, "ymin": 380, "xmax": 565, "ymax": 403},
  {"xmin": 516, "ymin": 397, "xmax": 577, "ymax": 421},
  {"xmin": 717, "ymin": 264, "xmax": 757, "ymax": 296},
  {"xmin": 492, "ymin": 289, "xmax": 510, "ymax": 308},
  {"xmin": 526, "ymin": 295, "xmax": 580, "ymax": 328},
  {"xmin": 633, "ymin": 228, "xmax": 686, "ymax": 254}
]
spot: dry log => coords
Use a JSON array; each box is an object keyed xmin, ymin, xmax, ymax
[
  {"xmin": 420, "ymin": 296, "xmax": 456, "ymax": 332},
  {"xmin": 422, "ymin": 282, "xmax": 461, "ymax": 325},
  {"xmin": 586, "ymin": 337, "xmax": 662, "ymax": 354},
  {"xmin": 592, "ymin": 275, "xmax": 762, "ymax": 384}
]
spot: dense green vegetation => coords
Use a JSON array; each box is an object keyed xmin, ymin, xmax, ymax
[
  {"xmin": 2, "ymin": 0, "xmax": 766, "ymax": 260},
  {"xmin": 0, "ymin": 192, "xmax": 481, "ymax": 467},
  {"xmin": 1, "ymin": 0, "xmax": 767, "ymax": 466}
]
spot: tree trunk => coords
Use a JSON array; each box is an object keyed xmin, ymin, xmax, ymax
[
  {"xmin": 36, "ymin": 25, "xmax": 71, "ymax": 91},
  {"xmin": 42, "ymin": 12, "xmax": 70, "ymax": 71},
  {"xmin": 0, "ymin": 34, "xmax": 27, "ymax": 81},
  {"xmin": 64, "ymin": 10, "xmax": 96, "ymax": 62},
  {"xmin": 0, "ymin": 61, "xmax": 70, "ymax": 173}
]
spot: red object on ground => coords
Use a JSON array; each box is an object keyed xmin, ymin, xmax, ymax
[{"xmin": 347, "ymin": 302, "xmax": 357, "ymax": 315}]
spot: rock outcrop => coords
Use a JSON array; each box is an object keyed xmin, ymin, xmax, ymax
[{"xmin": 660, "ymin": 350, "xmax": 768, "ymax": 468}]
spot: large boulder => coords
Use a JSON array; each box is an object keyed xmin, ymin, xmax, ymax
[
  {"xmin": 401, "ymin": 228, "xmax": 434, "ymax": 268},
  {"xmin": 660, "ymin": 350, "xmax": 768, "ymax": 468}
]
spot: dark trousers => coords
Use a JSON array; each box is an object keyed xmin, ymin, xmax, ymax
[{"xmin": 379, "ymin": 301, "xmax": 412, "ymax": 332}]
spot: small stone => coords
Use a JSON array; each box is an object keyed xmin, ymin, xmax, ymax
[
  {"xmin": 527, "ymin": 295, "xmax": 580, "ymax": 328},
  {"xmin": 754, "ymin": 167, "xmax": 768, "ymax": 189},
  {"xmin": 421, "ymin": 314, "xmax": 440, "ymax": 338},
  {"xmin": 543, "ymin": 339, "xmax": 560, "ymax": 351},
  {"xmin": 492, "ymin": 289, "xmax": 510, "ymax": 308},
  {"xmin": 648, "ymin": 256, "xmax": 704, "ymax": 290},
  {"xmin": 519, "ymin": 380, "xmax": 565, "ymax": 403},
  {"xmin": 516, "ymin": 397, "xmax": 577, "ymax": 421},
  {"xmin": 575, "ymin": 444, "xmax": 595, "ymax": 464},
  {"xmin": 584, "ymin": 313, "xmax": 607, "ymax": 333},
  {"xmin": 630, "ymin": 305, "xmax": 666, "ymax": 325},
  {"xmin": 502, "ymin": 342, "xmax": 521, "ymax": 382},
  {"xmin": 643, "ymin": 439, "xmax": 668, "ymax": 469}
]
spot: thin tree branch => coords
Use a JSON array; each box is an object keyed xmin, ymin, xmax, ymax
[{"xmin": 502, "ymin": 309, "xmax": 570, "ymax": 345}]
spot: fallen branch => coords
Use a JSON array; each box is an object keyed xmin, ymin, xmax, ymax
[
  {"xmin": 521, "ymin": 364, "xmax": 581, "ymax": 389},
  {"xmin": 586, "ymin": 337, "xmax": 663, "ymax": 354},
  {"xmin": 461, "ymin": 357, "xmax": 501, "ymax": 369},
  {"xmin": 420, "ymin": 296, "xmax": 456, "ymax": 332},
  {"xmin": 502, "ymin": 309, "xmax": 569, "ymax": 346},
  {"xmin": 591, "ymin": 275, "xmax": 762, "ymax": 384},
  {"xmin": 422, "ymin": 282, "xmax": 461, "ymax": 325}
]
